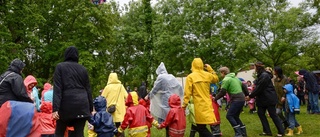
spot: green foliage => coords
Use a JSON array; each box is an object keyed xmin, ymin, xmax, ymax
[{"xmin": 1, "ymin": 0, "xmax": 319, "ymax": 97}]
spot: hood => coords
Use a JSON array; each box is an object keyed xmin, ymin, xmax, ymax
[
  {"xmin": 226, "ymin": 73, "xmax": 236, "ymax": 78},
  {"xmin": 107, "ymin": 73, "xmax": 121, "ymax": 85},
  {"xmin": 24, "ymin": 75, "xmax": 37, "ymax": 93},
  {"xmin": 125, "ymin": 91, "xmax": 139, "ymax": 107},
  {"xmin": 191, "ymin": 58, "xmax": 204, "ymax": 72},
  {"xmin": 8, "ymin": 59, "xmax": 25, "ymax": 74},
  {"xmin": 43, "ymin": 83, "xmax": 52, "ymax": 92},
  {"xmin": 93, "ymin": 96, "xmax": 107, "ymax": 112},
  {"xmin": 283, "ymin": 84, "xmax": 294, "ymax": 94},
  {"xmin": 64, "ymin": 46, "xmax": 79, "ymax": 62},
  {"xmin": 168, "ymin": 94, "xmax": 181, "ymax": 108},
  {"xmin": 299, "ymin": 69, "xmax": 307, "ymax": 76},
  {"xmin": 156, "ymin": 62, "xmax": 168, "ymax": 75},
  {"xmin": 40, "ymin": 101, "xmax": 52, "ymax": 114}
]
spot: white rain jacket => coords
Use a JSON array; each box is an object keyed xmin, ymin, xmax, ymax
[{"xmin": 149, "ymin": 62, "xmax": 184, "ymax": 120}]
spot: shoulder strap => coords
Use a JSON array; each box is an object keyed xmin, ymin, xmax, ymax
[
  {"xmin": 0, "ymin": 72, "xmax": 14, "ymax": 85},
  {"xmin": 115, "ymin": 86, "xmax": 122, "ymax": 103}
]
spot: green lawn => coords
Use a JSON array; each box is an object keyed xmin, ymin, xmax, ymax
[{"xmin": 85, "ymin": 105, "xmax": 320, "ymax": 137}]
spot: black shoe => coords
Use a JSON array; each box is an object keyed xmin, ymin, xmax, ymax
[{"xmin": 259, "ymin": 133, "xmax": 272, "ymax": 136}]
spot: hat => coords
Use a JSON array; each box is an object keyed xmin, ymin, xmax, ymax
[{"xmin": 298, "ymin": 69, "xmax": 307, "ymax": 75}]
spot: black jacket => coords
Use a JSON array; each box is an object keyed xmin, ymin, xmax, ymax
[
  {"xmin": 53, "ymin": 46, "xmax": 93, "ymax": 120},
  {"xmin": 0, "ymin": 59, "xmax": 33, "ymax": 107},
  {"xmin": 249, "ymin": 71, "xmax": 278, "ymax": 107}
]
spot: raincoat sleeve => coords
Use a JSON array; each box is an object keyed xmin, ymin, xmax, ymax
[
  {"xmin": 11, "ymin": 76, "xmax": 33, "ymax": 103},
  {"xmin": 206, "ymin": 65, "xmax": 219, "ymax": 83},
  {"xmin": 149, "ymin": 76, "xmax": 163, "ymax": 96},
  {"xmin": 159, "ymin": 109, "xmax": 174, "ymax": 128},
  {"xmin": 118, "ymin": 109, "xmax": 132, "ymax": 133},
  {"xmin": 53, "ymin": 65, "xmax": 62, "ymax": 112}
]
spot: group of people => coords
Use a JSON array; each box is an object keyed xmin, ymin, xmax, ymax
[{"xmin": 0, "ymin": 46, "xmax": 319, "ymax": 137}]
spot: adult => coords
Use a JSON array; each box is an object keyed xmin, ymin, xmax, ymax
[
  {"xmin": 273, "ymin": 66, "xmax": 289, "ymax": 129},
  {"xmin": 298, "ymin": 69, "xmax": 319, "ymax": 114},
  {"xmin": 138, "ymin": 81, "xmax": 147, "ymax": 99},
  {"xmin": 182, "ymin": 58, "xmax": 219, "ymax": 137},
  {"xmin": 214, "ymin": 67, "xmax": 249, "ymax": 137},
  {"xmin": 296, "ymin": 76, "xmax": 305, "ymax": 106},
  {"xmin": 146, "ymin": 62, "xmax": 184, "ymax": 137},
  {"xmin": 248, "ymin": 62, "xmax": 284, "ymax": 136},
  {"xmin": 0, "ymin": 59, "xmax": 33, "ymax": 107},
  {"xmin": 101, "ymin": 72, "xmax": 128, "ymax": 137},
  {"xmin": 52, "ymin": 46, "xmax": 93, "ymax": 137}
]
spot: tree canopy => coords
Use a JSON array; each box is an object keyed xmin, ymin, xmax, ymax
[{"xmin": 0, "ymin": 0, "xmax": 319, "ymax": 96}]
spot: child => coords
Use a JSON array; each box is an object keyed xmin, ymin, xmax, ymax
[
  {"xmin": 117, "ymin": 91, "xmax": 159, "ymax": 137},
  {"xmin": 282, "ymin": 84, "xmax": 303, "ymax": 136},
  {"xmin": 88, "ymin": 96, "xmax": 116, "ymax": 137},
  {"xmin": 247, "ymin": 87, "xmax": 256, "ymax": 114},
  {"xmin": 139, "ymin": 98, "xmax": 151, "ymax": 136},
  {"xmin": 39, "ymin": 101, "xmax": 55, "ymax": 137},
  {"xmin": 158, "ymin": 94, "xmax": 186, "ymax": 137},
  {"xmin": 211, "ymin": 95, "xmax": 222, "ymax": 137}
]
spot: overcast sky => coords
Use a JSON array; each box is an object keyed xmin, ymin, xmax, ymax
[{"xmin": 116, "ymin": 0, "xmax": 304, "ymax": 7}]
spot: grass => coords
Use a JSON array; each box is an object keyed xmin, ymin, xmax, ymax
[{"xmin": 84, "ymin": 104, "xmax": 320, "ymax": 137}]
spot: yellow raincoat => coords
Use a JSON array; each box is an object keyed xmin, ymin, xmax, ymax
[
  {"xmin": 182, "ymin": 58, "xmax": 219, "ymax": 124},
  {"xmin": 101, "ymin": 73, "xmax": 128, "ymax": 123}
]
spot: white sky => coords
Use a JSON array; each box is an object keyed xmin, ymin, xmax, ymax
[{"xmin": 116, "ymin": 0, "xmax": 304, "ymax": 7}]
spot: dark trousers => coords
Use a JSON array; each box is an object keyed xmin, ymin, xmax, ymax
[
  {"xmin": 197, "ymin": 124, "xmax": 214, "ymax": 137},
  {"xmin": 257, "ymin": 105, "xmax": 284, "ymax": 135},
  {"xmin": 297, "ymin": 95, "xmax": 305, "ymax": 105},
  {"xmin": 226, "ymin": 101, "xmax": 245, "ymax": 127},
  {"xmin": 54, "ymin": 118, "xmax": 86, "ymax": 137},
  {"xmin": 115, "ymin": 122, "xmax": 125, "ymax": 137}
]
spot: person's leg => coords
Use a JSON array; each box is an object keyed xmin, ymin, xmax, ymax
[
  {"xmin": 197, "ymin": 124, "xmax": 214, "ymax": 137},
  {"xmin": 257, "ymin": 106, "xmax": 272, "ymax": 135},
  {"xmin": 115, "ymin": 122, "xmax": 124, "ymax": 137},
  {"xmin": 267, "ymin": 106, "xmax": 284, "ymax": 135},
  {"xmin": 226, "ymin": 101, "xmax": 244, "ymax": 137},
  {"xmin": 68, "ymin": 118, "xmax": 86, "ymax": 137},
  {"xmin": 276, "ymin": 108, "xmax": 289, "ymax": 129},
  {"xmin": 55, "ymin": 119, "xmax": 68, "ymax": 137},
  {"xmin": 190, "ymin": 124, "xmax": 197, "ymax": 137},
  {"xmin": 311, "ymin": 93, "xmax": 319, "ymax": 113}
]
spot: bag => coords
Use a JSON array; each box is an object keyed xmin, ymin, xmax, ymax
[
  {"xmin": 107, "ymin": 104, "xmax": 116, "ymax": 113},
  {"xmin": 107, "ymin": 86, "xmax": 121, "ymax": 113}
]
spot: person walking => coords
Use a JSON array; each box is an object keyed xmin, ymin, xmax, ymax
[
  {"xmin": 0, "ymin": 58, "xmax": 33, "ymax": 107},
  {"xmin": 182, "ymin": 58, "xmax": 219, "ymax": 137},
  {"xmin": 273, "ymin": 66, "xmax": 289, "ymax": 129},
  {"xmin": 298, "ymin": 69, "xmax": 319, "ymax": 114},
  {"xmin": 214, "ymin": 67, "xmax": 249, "ymax": 137},
  {"xmin": 248, "ymin": 62, "xmax": 284, "ymax": 137},
  {"xmin": 101, "ymin": 72, "xmax": 128, "ymax": 137},
  {"xmin": 145, "ymin": 62, "xmax": 184, "ymax": 137},
  {"xmin": 52, "ymin": 46, "xmax": 93, "ymax": 137}
]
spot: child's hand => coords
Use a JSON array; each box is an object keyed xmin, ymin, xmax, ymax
[
  {"xmin": 157, "ymin": 125, "xmax": 161, "ymax": 129},
  {"xmin": 281, "ymin": 97, "xmax": 286, "ymax": 102}
]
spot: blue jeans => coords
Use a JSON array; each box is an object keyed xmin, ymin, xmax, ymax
[
  {"xmin": 226, "ymin": 101, "xmax": 245, "ymax": 127},
  {"xmin": 286, "ymin": 112, "xmax": 300, "ymax": 129},
  {"xmin": 308, "ymin": 92, "xmax": 320, "ymax": 113}
]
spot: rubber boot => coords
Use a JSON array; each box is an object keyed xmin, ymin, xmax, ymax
[
  {"xmin": 285, "ymin": 129, "xmax": 293, "ymax": 136},
  {"xmin": 240, "ymin": 125, "xmax": 247, "ymax": 137},
  {"xmin": 296, "ymin": 126, "xmax": 303, "ymax": 134},
  {"xmin": 233, "ymin": 125, "xmax": 243, "ymax": 137}
]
